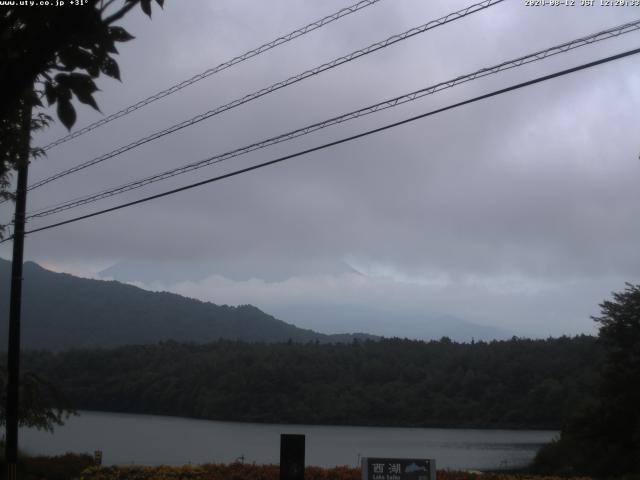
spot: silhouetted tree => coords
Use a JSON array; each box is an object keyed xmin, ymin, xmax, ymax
[
  {"xmin": 0, "ymin": 0, "xmax": 163, "ymax": 210},
  {"xmin": 0, "ymin": 0, "xmax": 164, "ymax": 431},
  {"xmin": 0, "ymin": 365, "xmax": 74, "ymax": 432},
  {"xmin": 590, "ymin": 283, "xmax": 640, "ymax": 474},
  {"xmin": 534, "ymin": 283, "xmax": 640, "ymax": 476}
]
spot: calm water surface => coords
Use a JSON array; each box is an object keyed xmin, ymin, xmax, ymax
[{"xmin": 20, "ymin": 411, "xmax": 556, "ymax": 470}]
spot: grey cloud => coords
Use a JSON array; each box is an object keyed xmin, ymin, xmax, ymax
[{"xmin": 2, "ymin": 0, "xmax": 639, "ymax": 337}]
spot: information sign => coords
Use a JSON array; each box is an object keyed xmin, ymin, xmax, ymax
[{"xmin": 361, "ymin": 457, "xmax": 435, "ymax": 480}]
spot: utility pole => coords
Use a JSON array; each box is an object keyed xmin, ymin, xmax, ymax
[{"xmin": 5, "ymin": 94, "xmax": 32, "ymax": 480}]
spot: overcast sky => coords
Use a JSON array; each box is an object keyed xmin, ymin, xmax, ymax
[{"xmin": 2, "ymin": 0, "xmax": 639, "ymax": 338}]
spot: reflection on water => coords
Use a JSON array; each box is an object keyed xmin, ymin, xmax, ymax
[{"xmin": 21, "ymin": 411, "xmax": 556, "ymax": 470}]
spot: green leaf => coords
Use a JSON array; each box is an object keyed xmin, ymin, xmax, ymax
[
  {"xmin": 100, "ymin": 57, "xmax": 120, "ymax": 81},
  {"xmin": 57, "ymin": 98, "xmax": 76, "ymax": 131},
  {"xmin": 104, "ymin": 39, "xmax": 118, "ymax": 54},
  {"xmin": 109, "ymin": 26, "xmax": 135, "ymax": 42},
  {"xmin": 86, "ymin": 63, "xmax": 99, "ymax": 78},
  {"xmin": 44, "ymin": 82, "xmax": 56, "ymax": 105},
  {"xmin": 140, "ymin": 0, "xmax": 152, "ymax": 17},
  {"xmin": 30, "ymin": 147, "xmax": 46, "ymax": 160},
  {"xmin": 62, "ymin": 74, "xmax": 101, "ymax": 111},
  {"xmin": 74, "ymin": 89, "xmax": 100, "ymax": 112},
  {"xmin": 67, "ymin": 73, "xmax": 98, "ymax": 93},
  {"xmin": 31, "ymin": 113, "xmax": 52, "ymax": 132},
  {"xmin": 55, "ymin": 84, "xmax": 72, "ymax": 102},
  {"xmin": 59, "ymin": 48, "xmax": 98, "ymax": 73},
  {"xmin": 54, "ymin": 73, "xmax": 70, "ymax": 87}
]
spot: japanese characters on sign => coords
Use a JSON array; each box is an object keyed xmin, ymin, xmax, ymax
[{"xmin": 362, "ymin": 458, "xmax": 435, "ymax": 480}]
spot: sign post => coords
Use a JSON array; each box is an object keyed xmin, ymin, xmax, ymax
[
  {"xmin": 361, "ymin": 458, "xmax": 435, "ymax": 480},
  {"xmin": 280, "ymin": 434, "xmax": 305, "ymax": 480}
]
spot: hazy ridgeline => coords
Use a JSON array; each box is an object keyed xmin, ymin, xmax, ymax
[
  {"xmin": 0, "ymin": 259, "xmax": 375, "ymax": 350},
  {"xmin": 20, "ymin": 336, "xmax": 599, "ymax": 430}
]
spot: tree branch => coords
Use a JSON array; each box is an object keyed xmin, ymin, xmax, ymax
[{"xmin": 103, "ymin": 0, "xmax": 138, "ymax": 25}]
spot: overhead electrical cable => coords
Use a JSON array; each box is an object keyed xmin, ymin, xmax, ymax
[
  {"xmin": 26, "ymin": 0, "xmax": 504, "ymax": 193},
  {"xmin": 40, "ymin": 0, "xmax": 384, "ymax": 152},
  {"xmin": 7, "ymin": 45, "xmax": 638, "ymax": 241},
  {"xmin": 24, "ymin": 19, "xmax": 640, "ymax": 220}
]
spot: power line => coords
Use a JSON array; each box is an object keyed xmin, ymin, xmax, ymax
[
  {"xmin": 11, "ymin": 45, "xmax": 639, "ymax": 240},
  {"xmin": 26, "ymin": 0, "xmax": 504, "ymax": 193},
  {"xmin": 25, "ymin": 18, "xmax": 640, "ymax": 220},
  {"xmin": 39, "ymin": 0, "xmax": 384, "ymax": 152}
]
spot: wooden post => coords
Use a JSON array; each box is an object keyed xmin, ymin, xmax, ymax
[
  {"xmin": 4, "ymin": 94, "xmax": 32, "ymax": 480},
  {"xmin": 280, "ymin": 434, "xmax": 305, "ymax": 480}
]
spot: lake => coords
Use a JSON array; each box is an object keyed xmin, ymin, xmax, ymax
[{"xmin": 20, "ymin": 411, "xmax": 556, "ymax": 470}]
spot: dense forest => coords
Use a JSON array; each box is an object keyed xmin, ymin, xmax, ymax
[
  {"xmin": 18, "ymin": 336, "xmax": 600, "ymax": 430},
  {"xmin": 532, "ymin": 284, "xmax": 640, "ymax": 476}
]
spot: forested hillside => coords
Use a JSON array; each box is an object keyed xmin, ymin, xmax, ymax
[
  {"xmin": 21, "ymin": 336, "xmax": 600, "ymax": 429},
  {"xmin": 0, "ymin": 259, "xmax": 373, "ymax": 349}
]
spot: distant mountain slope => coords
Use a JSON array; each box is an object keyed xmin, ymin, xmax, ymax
[
  {"xmin": 272, "ymin": 305, "xmax": 514, "ymax": 342},
  {"xmin": 98, "ymin": 258, "xmax": 362, "ymax": 284},
  {"xmin": 0, "ymin": 258, "xmax": 374, "ymax": 350}
]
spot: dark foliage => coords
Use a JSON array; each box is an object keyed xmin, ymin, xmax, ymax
[
  {"xmin": 0, "ymin": 0, "xmax": 163, "ymax": 230},
  {"xmin": 0, "ymin": 0, "xmax": 163, "ymax": 123},
  {"xmin": 0, "ymin": 364, "xmax": 75, "ymax": 432},
  {"xmin": 532, "ymin": 284, "xmax": 640, "ymax": 477},
  {"xmin": 0, "ymin": 449, "xmax": 94, "ymax": 480},
  {"xmin": 17, "ymin": 335, "xmax": 600, "ymax": 430}
]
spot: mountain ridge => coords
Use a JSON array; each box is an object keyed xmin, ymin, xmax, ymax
[
  {"xmin": 0, "ymin": 258, "xmax": 375, "ymax": 350},
  {"xmin": 0, "ymin": 258, "xmax": 512, "ymax": 350}
]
